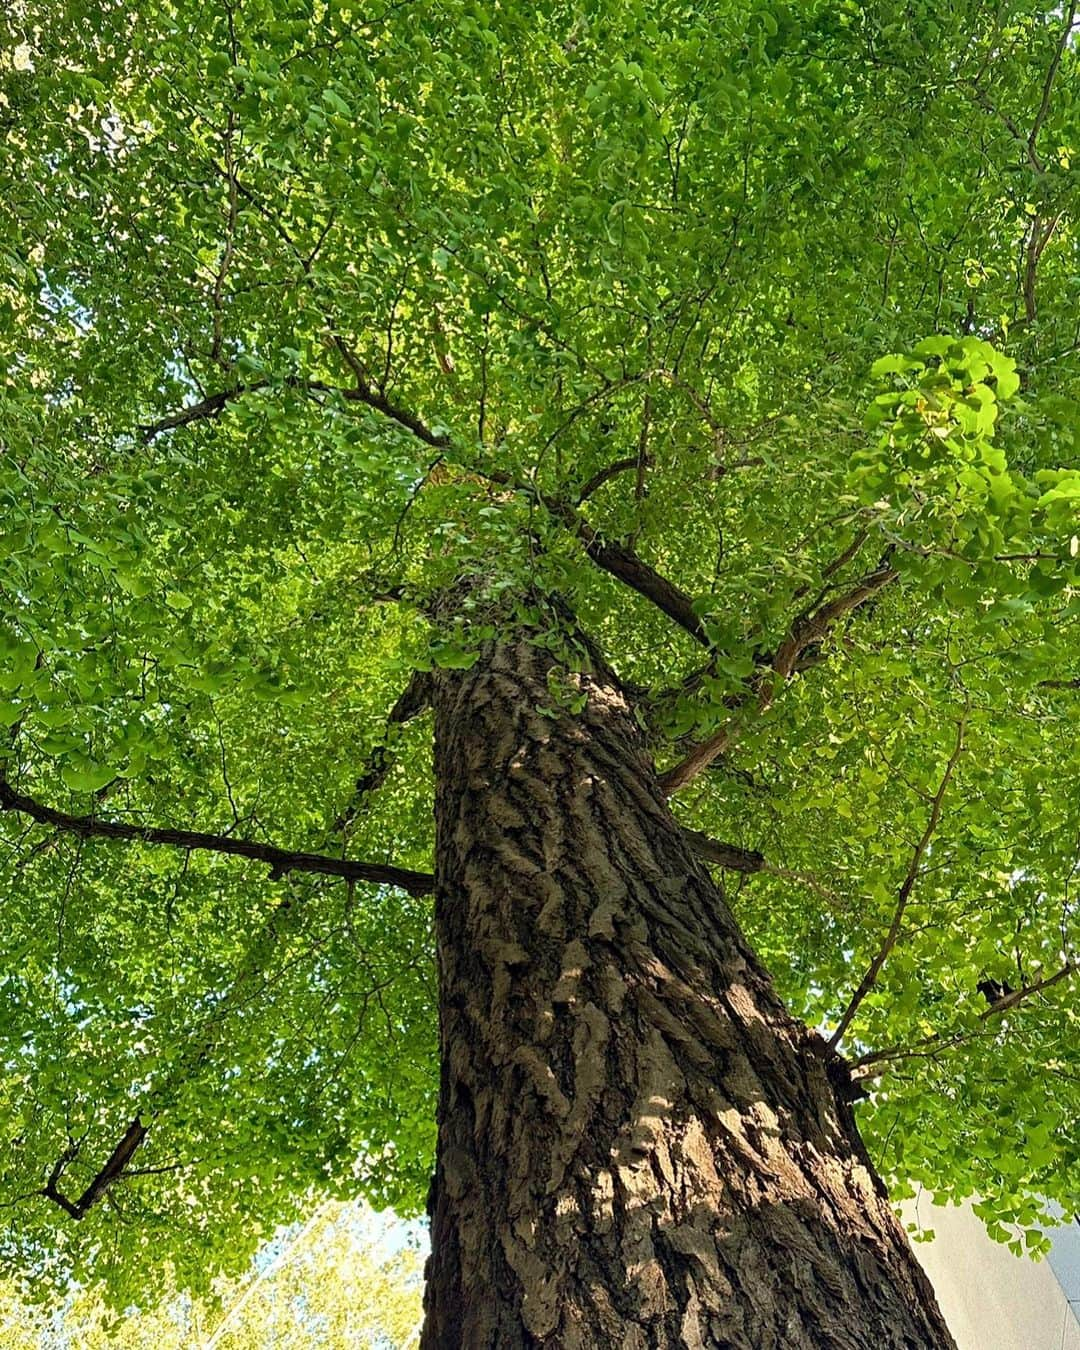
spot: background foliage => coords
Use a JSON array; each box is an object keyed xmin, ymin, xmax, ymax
[
  {"xmin": 0, "ymin": 1201, "xmax": 424, "ymax": 1346},
  {"xmin": 1, "ymin": 0, "xmax": 1079, "ymax": 1309}
]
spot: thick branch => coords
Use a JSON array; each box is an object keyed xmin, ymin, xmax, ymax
[
  {"xmin": 681, "ymin": 828, "xmax": 765, "ymax": 872},
  {"xmin": 579, "ymin": 526, "xmax": 707, "ymax": 644},
  {"xmin": 576, "ymin": 455, "xmax": 645, "ymax": 504},
  {"xmin": 771, "ymin": 561, "xmax": 899, "ymax": 682},
  {"xmin": 658, "ymin": 723, "xmax": 741, "ymax": 798},
  {"xmin": 683, "ymin": 828, "xmax": 842, "ymax": 903},
  {"xmin": 0, "ymin": 779, "xmax": 434, "ymax": 895},
  {"xmin": 42, "ymin": 1117, "xmax": 148, "ymax": 1221},
  {"xmin": 852, "ymin": 960, "xmax": 1077, "ymax": 1076},
  {"xmin": 481, "ymin": 466, "xmax": 709, "ymax": 646},
  {"xmin": 827, "ymin": 714, "xmax": 966, "ymax": 1051},
  {"xmin": 138, "ymin": 384, "xmax": 261, "ymax": 439}
]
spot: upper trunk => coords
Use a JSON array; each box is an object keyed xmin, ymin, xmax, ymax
[{"xmin": 423, "ymin": 633, "xmax": 954, "ymax": 1349}]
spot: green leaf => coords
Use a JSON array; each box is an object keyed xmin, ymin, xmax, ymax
[
  {"xmin": 870, "ymin": 353, "xmax": 911, "ymax": 378},
  {"xmin": 321, "ymin": 88, "xmax": 350, "ymax": 116},
  {"xmin": 60, "ymin": 760, "xmax": 115, "ymax": 793},
  {"xmin": 912, "ymin": 336, "xmax": 955, "ymax": 358}
]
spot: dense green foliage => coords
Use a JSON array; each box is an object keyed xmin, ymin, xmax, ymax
[{"xmin": 1, "ymin": 0, "xmax": 1080, "ymax": 1308}]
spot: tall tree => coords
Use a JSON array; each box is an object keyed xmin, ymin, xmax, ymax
[{"xmin": 1, "ymin": 0, "xmax": 1079, "ymax": 1342}]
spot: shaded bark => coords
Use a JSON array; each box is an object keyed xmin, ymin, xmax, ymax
[{"xmin": 422, "ymin": 634, "xmax": 955, "ymax": 1349}]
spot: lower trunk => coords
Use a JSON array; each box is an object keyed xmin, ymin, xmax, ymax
[{"xmin": 423, "ymin": 635, "xmax": 954, "ymax": 1349}]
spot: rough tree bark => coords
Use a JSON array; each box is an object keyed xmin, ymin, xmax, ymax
[{"xmin": 423, "ymin": 631, "xmax": 955, "ymax": 1349}]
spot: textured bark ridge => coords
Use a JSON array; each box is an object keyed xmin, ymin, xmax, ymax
[{"xmin": 423, "ymin": 636, "xmax": 955, "ymax": 1349}]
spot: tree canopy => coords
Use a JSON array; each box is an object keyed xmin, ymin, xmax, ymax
[{"xmin": 1, "ymin": 0, "xmax": 1080, "ymax": 1311}]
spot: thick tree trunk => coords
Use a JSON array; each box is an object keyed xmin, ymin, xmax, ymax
[{"xmin": 423, "ymin": 635, "xmax": 955, "ymax": 1349}]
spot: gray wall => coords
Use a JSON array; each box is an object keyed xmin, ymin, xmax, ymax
[{"xmin": 902, "ymin": 1197, "xmax": 1080, "ymax": 1350}]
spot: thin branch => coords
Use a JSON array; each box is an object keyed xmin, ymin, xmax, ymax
[
  {"xmin": 970, "ymin": 959, "xmax": 1076, "ymax": 1016},
  {"xmin": 1023, "ymin": 210, "xmax": 1063, "ymax": 323},
  {"xmin": 979, "ymin": 5, "xmax": 1077, "ymax": 324},
  {"xmin": 140, "ymin": 170, "xmax": 710, "ymax": 649},
  {"xmin": 0, "ymin": 778, "xmax": 434, "ymax": 895},
  {"xmin": 1029, "ymin": 1, "xmax": 1078, "ymax": 164},
  {"xmin": 852, "ymin": 960, "xmax": 1077, "ymax": 1076},
  {"xmin": 793, "ymin": 527, "xmax": 870, "ymax": 602},
  {"xmin": 628, "ymin": 389, "xmax": 652, "ymax": 545},
  {"xmin": 143, "ymin": 300, "xmax": 710, "ymax": 652},
  {"xmin": 763, "ymin": 864, "xmax": 844, "ymax": 907},
  {"xmin": 139, "ymin": 373, "xmax": 450, "ymax": 447},
  {"xmin": 660, "ymin": 561, "xmax": 898, "ymax": 794},
  {"xmin": 138, "ymin": 384, "xmax": 260, "ymax": 440},
  {"xmin": 140, "ymin": 384, "xmax": 706, "ymax": 648},
  {"xmin": 155, "ymin": 161, "xmax": 450, "ymax": 452},
  {"xmin": 974, "ymin": 88, "xmax": 1039, "ymax": 171},
  {"xmin": 209, "ymin": 104, "xmax": 239, "ymax": 366},
  {"xmin": 332, "ymin": 671, "xmax": 432, "ymax": 834},
  {"xmin": 827, "ymin": 713, "xmax": 967, "ymax": 1052},
  {"xmin": 226, "ymin": 173, "xmax": 451, "ymax": 450}
]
